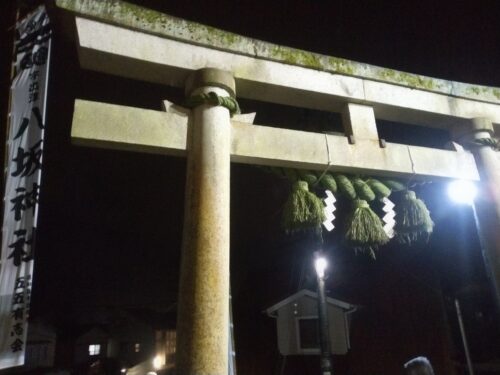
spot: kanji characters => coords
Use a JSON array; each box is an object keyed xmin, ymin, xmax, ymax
[
  {"xmin": 14, "ymin": 107, "xmax": 44, "ymax": 140},
  {"xmin": 10, "ymin": 338, "xmax": 23, "ymax": 353},
  {"xmin": 11, "ymin": 140, "xmax": 43, "ymax": 177},
  {"xmin": 7, "ymin": 229, "xmax": 33, "ymax": 266},
  {"xmin": 10, "ymin": 183, "xmax": 39, "ymax": 221}
]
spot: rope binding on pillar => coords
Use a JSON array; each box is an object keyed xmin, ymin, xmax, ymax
[
  {"xmin": 469, "ymin": 137, "xmax": 500, "ymax": 151},
  {"xmin": 185, "ymin": 91, "xmax": 241, "ymax": 117}
]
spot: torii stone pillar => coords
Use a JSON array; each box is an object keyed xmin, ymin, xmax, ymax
[
  {"xmin": 454, "ymin": 118, "xmax": 500, "ymax": 306},
  {"xmin": 176, "ymin": 68, "xmax": 234, "ymax": 375}
]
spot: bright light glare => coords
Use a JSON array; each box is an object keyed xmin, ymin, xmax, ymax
[
  {"xmin": 153, "ymin": 355, "xmax": 163, "ymax": 370},
  {"xmin": 314, "ymin": 257, "xmax": 328, "ymax": 278},
  {"xmin": 121, "ymin": 369, "xmax": 127, "ymax": 374},
  {"xmin": 448, "ymin": 180, "xmax": 477, "ymax": 205}
]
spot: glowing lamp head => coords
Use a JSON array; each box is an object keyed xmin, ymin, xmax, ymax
[
  {"xmin": 448, "ymin": 180, "xmax": 477, "ymax": 205},
  {"xmin": 153, "ymin": 355, "xmax": 162, "ymax": 370},
  {"xmin": 314, "ymin": 257, "xmax": 328, "ymax": 278}
]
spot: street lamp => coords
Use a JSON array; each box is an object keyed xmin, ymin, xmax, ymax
[
  {"xmin": 314, "ymin": 252, "xmax": 332, "ymax": 375},
  {"xmin": 448, "ymin": 180, "xmax": 477, "ymax": 205},
  {"xmin": 152, "ymin": 355, "xmax": 162, "ymax": 370},
  {"xmin": 315, "ymin": 257, "xmax": 328, "ymax": 278}
]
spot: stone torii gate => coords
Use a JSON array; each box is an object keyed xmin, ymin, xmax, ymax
[{"xmin": 56, "ymin": 1, "xmax": 500, "ymax": 374}]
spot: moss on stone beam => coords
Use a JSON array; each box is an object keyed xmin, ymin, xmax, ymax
[
  {"xmin": 56, "ymin": 0, "xmax": 500, "ymax": 105},
  {"xmin": 56, "ymin": 0, "xmax": 249, "ymax": 52},
  {"xmin": 465, "ymin": 85, "xmax": 500, "ymax": 101},
  {"xmin": 376, "ymin": 69, "xmax": 442, "ymax": 91}
]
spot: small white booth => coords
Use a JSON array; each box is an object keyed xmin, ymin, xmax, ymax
[{"xmin": 266, "ymin": 289, "xmax": 357, "ymax": 355}]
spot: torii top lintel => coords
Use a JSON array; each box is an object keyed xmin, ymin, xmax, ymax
[{"xmin": 56, "ymin": 0, "xmax": 500, "ymax": 134}]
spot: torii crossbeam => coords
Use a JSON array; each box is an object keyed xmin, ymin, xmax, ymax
[
  {"xmin": 56, "ymin": 1, "xmax": 500, "ymax": 375},
  {"xmin": 71, "ymin": 99, "xmax": 478, "ymax": 180}
]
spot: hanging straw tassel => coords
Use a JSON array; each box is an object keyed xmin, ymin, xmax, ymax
[
  {"xmin": 282, "ymin": 180, "xmax": 325, "ymax": 233},
  {"xmin": 345, "ymin": 199, "xmax": 390, "ymax": 259},
  {"xmin": 366, "ymin": 178, "xmax": 396, "ymax": 238},
  {"xmin": 394, "ymin": 190, "xmax": 434, "ymax": 244}
]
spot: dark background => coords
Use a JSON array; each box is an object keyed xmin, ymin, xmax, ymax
[{"xmin": 1, "ymin": 1, "xmax": 500, "ymax": 374}]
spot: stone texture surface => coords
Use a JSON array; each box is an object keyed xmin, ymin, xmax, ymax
[
  {"xmin": 341, "ymin": 104, "xmax": 379, "ymax": 141},
  {"xmin": 185, "ymin": 67, "xmax": 236, "ymax": 97},
  {"xmin": 71, "ymin": 99, "xmax": 188, "ymax": 155},
  {"xmin": 70, "ymin": 99, "xmax": 479, "ymax": 181},
  {"xmin": 56, "ymin": 0, "xmax": 500, "ymax": 105},
  {"xmin": 72, "ymin": 17, "xmax": 500, "ymax": 132},
  {"xmin": 176, "ymin": 83, "xmax": 232, "ymax": 375},
  {"xmin": 454, "ymin": 119, "xmax": 500, "ymax": 305}
]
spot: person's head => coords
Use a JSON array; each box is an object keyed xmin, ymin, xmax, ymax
[{"xmin": 404, "ymin": 357, "xmax": 435, "ymax": 375}]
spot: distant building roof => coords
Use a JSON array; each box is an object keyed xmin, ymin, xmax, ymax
[{"xmin": 266, "ymin": 289, "xmax": 357, "ymax": 317}]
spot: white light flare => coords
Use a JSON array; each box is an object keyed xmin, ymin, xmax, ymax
[
  {"xmin": 448, "ymin": 180, "xmax": 477, "ymax": 205},
  {"xmin": 153, "ymin": 355, "xmax": 163, "ymax": 370},
  {"xmin": 314, "ymin": 257, "xmax": 328, "ymax": 278}
]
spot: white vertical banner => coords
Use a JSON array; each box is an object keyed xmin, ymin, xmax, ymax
[{"xmin": 0, "ymin": 6, "xmax": 51, "ymax": 370}]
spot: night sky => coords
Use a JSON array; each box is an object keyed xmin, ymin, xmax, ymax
[{"xmin": 1, "ymin": 0, "xmax": 500, "ymax": 371}]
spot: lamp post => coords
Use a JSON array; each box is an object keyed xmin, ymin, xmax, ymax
[{"xmin": 314, "ymin": 252, "xmax": 332, "ymax": 375}]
